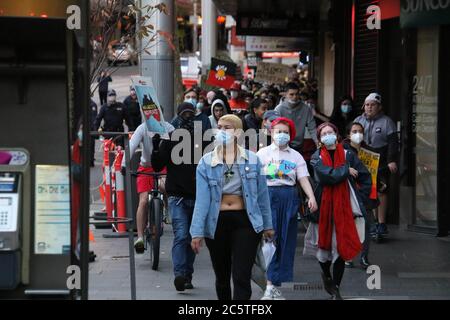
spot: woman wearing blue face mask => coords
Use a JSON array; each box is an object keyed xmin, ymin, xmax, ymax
[
  {"xmin": 257, "ymin": 117, "xmax": 318, "ymax": 300},
  {"xmin": 330, "ymin": 95, "xmax": 359, "ymax": 135},
  {"xmin": 304, "ymin": 122, "xmax": 371, "ymax": 300},
  {"xmin": 190, "ymin": 114, "xmax": 275, "ymax": 300}
]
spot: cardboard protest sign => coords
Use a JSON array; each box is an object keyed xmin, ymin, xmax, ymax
[
  {"xmin": 254, "ymin": 62, "xmax": 290, "ymax": 84},
  {"xmin": 358, "ymin": 147, "xmax": 381, "ymax": 199}
]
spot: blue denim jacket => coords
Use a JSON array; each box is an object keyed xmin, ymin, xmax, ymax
[{"xmin": 190, "ymin": 145, "xmax": 273, "ymax": 239}]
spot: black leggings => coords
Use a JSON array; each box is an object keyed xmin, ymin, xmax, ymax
[
  {"xmin": 319, "ymin": 257, "xmax": 346, "ymax": 287},
  {"xmin": 205, "ymin": 210, "xmax": 261, "ymax": 300}
]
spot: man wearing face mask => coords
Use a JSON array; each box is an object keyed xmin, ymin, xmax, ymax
[
  {"xmin": 95, "ymin": 89, "xmax": 128, "ymax": 146},
  {"xmin": 151, "ymin": 102, "xmax": 208, "ymax": 292},
  {"xmin": 275, "ymin": 82, "xmax": 318, "ymax": 158},
  {"xmin": 354, "ymin": 93, "xmax": 398, "ymax": 237},
  {"xmin": 229, "ymin": 82, "xmax": 249, "ymax": 111},
  {"xmin": 123, "ymin": 86, "xmax": 141, "ymax": 132},
  {"xmin": 172, "ymin": 88, "xmax": 211, "ymax": 133}
]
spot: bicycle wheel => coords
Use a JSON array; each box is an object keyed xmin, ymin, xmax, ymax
[{"xmin": 150, "ymin": 197, "xmax": 163, "ymax": 270}]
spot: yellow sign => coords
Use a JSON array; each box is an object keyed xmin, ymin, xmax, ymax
[{"xmin": 358, "ymin": 147, "xmax": 380, "ymax": 199}]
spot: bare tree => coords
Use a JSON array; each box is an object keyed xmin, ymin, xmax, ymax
[{"xmin": 89, "ymin": 0, "xmax": 174, "ymax": 96}]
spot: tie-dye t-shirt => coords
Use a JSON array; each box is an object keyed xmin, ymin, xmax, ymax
[{"xmin": 257, "ymin": 144, "xmax": 309, "ymax": 186}]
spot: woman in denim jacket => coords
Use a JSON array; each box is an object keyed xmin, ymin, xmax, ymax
[{"xmin": 190, "ymin": 114, "xmax": 274, "ymax": 300}]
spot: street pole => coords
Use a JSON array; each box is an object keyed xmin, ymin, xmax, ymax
[
  {"xmin": 80, "ymin": 0, "xmax": 90, "ymax": 301},
  {"xmin": 140, "ymin": 0, "xmax": 175, "ymax": 121},
  {"xmin": 201, "ymin": 0, "xmax": 217, "ymax": 75},
  {"xmin": 193, "ymin": 0, "xmax": 198, "ymax": 53}
]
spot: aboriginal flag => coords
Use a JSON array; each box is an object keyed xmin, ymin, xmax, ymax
[{"xmin": 206, "ymin": 58, "xmax": 237, "ymax": 89}]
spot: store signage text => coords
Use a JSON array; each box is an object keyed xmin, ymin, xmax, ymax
[{"xmin": 402, "ymin": 0, "xmax": 450, "ymax": 13}]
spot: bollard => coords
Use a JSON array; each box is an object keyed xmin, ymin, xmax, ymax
[
  {"xmin": 103, "ymin": 139, "xmax": 114, "ymax": 219},
  {"xmin": 114, "ymin": 148, "xmax": 127, "ymax": 233}
]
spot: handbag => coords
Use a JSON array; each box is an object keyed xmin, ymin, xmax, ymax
[{"xmin": 299, "ymin": 179, "xmax": 320, "ymax": 223}]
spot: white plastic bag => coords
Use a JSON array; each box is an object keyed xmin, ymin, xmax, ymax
[
  {"xmin": 261, "ymin": 240, "xmax": 276, "ymax": 270},
  {"xmin": 251, "ymin": 239, "xmax": 277, "ymax": 291}
]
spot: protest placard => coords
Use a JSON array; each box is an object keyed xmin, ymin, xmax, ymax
[
  {"xmin": 254, "ymin": 62, "xmax": 290, "ymax": 84},
  {"xmin": 358, "ymin": 147, "xmax": 381, "ymax": 199},
  {"xmin": 131, "ymin": 76, "xmax": 167, "ymax": 137}
]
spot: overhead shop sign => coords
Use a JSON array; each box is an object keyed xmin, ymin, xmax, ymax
[
  {"xmin": 400, "ymin": 0, "xmax": 450, "ymax": 27},
  {"xmin": 246, "ymin": 36, "xmax": 311, "ymax": 52},
  {"xmin": 262, "ymin": 52, "xmax": 300, "ymax": 59},
  {"xmin": 236, "ymin": 15, "xmax": 317, "ymax": 37}
]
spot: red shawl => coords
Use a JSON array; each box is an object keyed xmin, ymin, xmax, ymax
[{"xmin": 318, "ymin": 143, "xmax": 362, "ymax": 261}]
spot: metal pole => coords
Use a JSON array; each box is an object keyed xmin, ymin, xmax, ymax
[
  {"xmin": 123, "ymin": 135, "xmax": 137, "ymax": 300},
  {"xmin": 201, "ymin": 0, "xmax": 217, "ymax": 75},
  {"xmin": 141, "ymin": 0, "xmax": 175, "ymax": 121},
  {"xmin": 80, "ymin": 0, "xmax": 90, "ymax": 301},
  {"xmin": 193, "ymin": 0, "xmax": 198, "ymax": 53}
]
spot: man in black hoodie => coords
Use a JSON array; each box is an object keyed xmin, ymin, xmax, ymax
[{"xmin": 151, "ymin": 102, "xmax": 207, "ymax": 292}]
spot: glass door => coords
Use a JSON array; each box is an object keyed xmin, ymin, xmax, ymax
[{"xmin": 412, "ymin": 27, "xmax": 439, "ymax": 228}]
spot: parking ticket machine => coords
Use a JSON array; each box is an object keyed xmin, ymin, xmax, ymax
[{"xmin": 0, "ymin": 149, "xmax": 31, "ymax": 290}]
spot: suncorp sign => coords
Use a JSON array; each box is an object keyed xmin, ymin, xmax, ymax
[
  {"xmin": 401, "ymin": 0, "xmax": 450, "ymax": 27},
  {"xmin": 402, "ymin": 0, "xmax": 450, "ymax": 13}
]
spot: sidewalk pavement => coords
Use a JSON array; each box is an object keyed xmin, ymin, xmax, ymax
[
  {"xmin": 88, "ymin": 197, "xmax": 450, "ymax": 300},
  {"xmin": 89, "ymin": 130, "xmax": 450, "ymax": 300}
]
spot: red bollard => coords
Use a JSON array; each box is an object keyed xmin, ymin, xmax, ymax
[
  {"xmin": 114, "ymin": 148, "xmax": 127, "ymax": 233},
  {"xmin": 103, "ymin": 139, "xmax": 115, "ymax": 219}
]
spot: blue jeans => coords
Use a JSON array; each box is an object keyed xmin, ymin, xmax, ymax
[{"xmin": 169, "ymin": 196, "xmax": 196, "ymax": 280}]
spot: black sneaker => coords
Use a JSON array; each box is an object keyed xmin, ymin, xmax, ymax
[
  {"xmin": 185, "ymin": 281, "xmax": 194, "ymax": 290},
  {"xmin": 345, "ymin": 261, "xmax": 354, "ymax": 268},
  {"xmin": 360, "ymin": 256, "xmax": 370, "ymax": 269},
  {"xmin": 378, "ymin": 223, "xmax": 389, "ymax": 235},
  {"xmin": 331, "ymin": 286, "xmax": 343, "ymax": 300},
  {"xmin": 369, "ymin": 223, "xmax": 378, "ymax": 236},
  {"xmin": 320, "ymin": 273, "xmax": 336, "ymax": 296},
  {"xmin": 89, "ymin": 251, "xmax": 97, "ymax": 263},
  {"xmin": 134, "ymin": 238, "xmax": 145, "ymax": 254},
  {"xmin": 174, "ymin": 275, "xmax": 186, "ymax": 292}
]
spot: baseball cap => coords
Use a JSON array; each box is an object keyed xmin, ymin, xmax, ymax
[
  {"xmin": 364, "ymin": 93, "xmax": 381, "ymax": 104},
  {"xmin": 107, "ymin": 89, "xmax": 117, "ymax": 96},
  {"xmin": 177, "ymin": 102, "xmax": 195, "ymax": 116}
]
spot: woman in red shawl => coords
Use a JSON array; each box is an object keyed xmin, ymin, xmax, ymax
[{"xmin": 303, "ymin": 122, "xmax": 371, "ymax": 300}]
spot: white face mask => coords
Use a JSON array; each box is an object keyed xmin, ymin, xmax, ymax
[
  {"xmin": 350, "ymin": 133, "xmax": 364, "ymax": 145},
  {"xmin": 230, "ymin": 91, "xmax": 239, "ymax": 99}
]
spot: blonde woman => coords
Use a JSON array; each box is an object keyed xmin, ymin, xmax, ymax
[{"xmin": 190, "ymin": 114, "xmax": 274, "ymax": 300}]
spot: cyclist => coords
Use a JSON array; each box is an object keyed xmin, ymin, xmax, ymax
[{"xmin": 122, "ymin": 119, "xmax": 174, "ymax": 254}]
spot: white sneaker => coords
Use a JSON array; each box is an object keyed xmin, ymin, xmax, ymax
[
  {"xmin": 260, "ymin": 286, "xmax": 274, "ymax": 300},
  {"xmin": 260, "ymin": 286, "xmax": 286, "ymax": 300},
  {"xmin": 270, "ymin": 287, "xmax": 286, "ymax": 300}
]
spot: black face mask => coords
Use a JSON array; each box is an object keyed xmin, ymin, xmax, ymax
[{"xmin": 180, "ymin": 117, "xmax": 195, "ymax": 133}]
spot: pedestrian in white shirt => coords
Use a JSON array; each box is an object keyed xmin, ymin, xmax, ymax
[{"xmin": 257, "ymin": 117, "xmax": 318, "ymax": 300}]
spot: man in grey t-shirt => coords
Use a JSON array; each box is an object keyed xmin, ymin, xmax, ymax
[{"xmin": 354, "ymin": 93, "xmax": 399, "ymax": 236}]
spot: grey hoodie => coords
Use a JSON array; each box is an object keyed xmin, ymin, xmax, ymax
[
  {"xmin": 208, "ymin": 99, "xmax": 228, "ymax": 129},
  {"xmin": 275, "ymin": 100, "xmax": 318, "ymax": 150}
]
